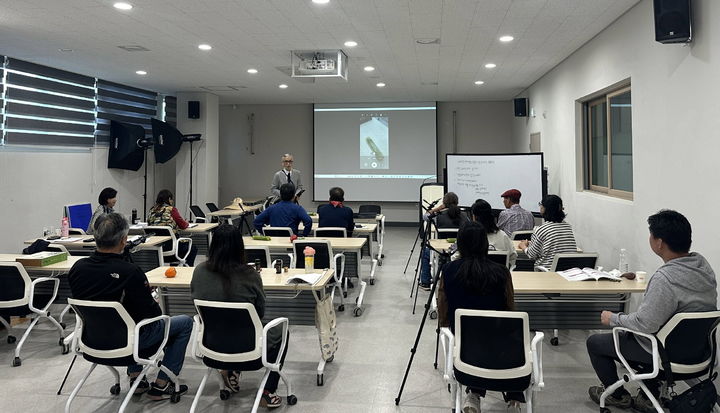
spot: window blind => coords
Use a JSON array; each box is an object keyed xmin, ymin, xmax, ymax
[
  {"xmin": 3, "ymin": 58, "xmax": 96, "ymax": 146},
  {"xmin": 96, "ymin": 79, "xmax": 157, "ymax": 145},
  {"xmin": 164, "ymin": 96, "xmax": 177, "ymax": 127},
  {"xmin": 0, "ymin": 56, "xmax": 5, "ymax": 141}
]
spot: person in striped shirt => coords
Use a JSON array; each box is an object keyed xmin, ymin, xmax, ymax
[{"xmin": 517, "ymin": 195, "xmax": 577, "ymax": 269}]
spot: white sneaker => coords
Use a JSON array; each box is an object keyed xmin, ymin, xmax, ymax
[{"xmin": 463, "ymin": 391, "xmax": 482, "ymax": 413}]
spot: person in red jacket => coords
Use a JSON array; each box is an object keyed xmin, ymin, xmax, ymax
[{"xmin": 148, "ymin": 189, "xmax": 198, "ymax": 266}]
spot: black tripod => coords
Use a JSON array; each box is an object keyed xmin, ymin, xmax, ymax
[
  {"xmin": 403, "ymin": 199, "xmax": 439, "ymax": 275},
  {"xmin": 395, "ymin": 246, "xmax": 451, "ymax": 405},
  {"xmin": 409, "ymin": 202, "xmax": 441, "ymax": 314}
]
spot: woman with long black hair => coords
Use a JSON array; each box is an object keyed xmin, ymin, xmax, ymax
[{"xmin": 437, "ymin": 221, "xmax": 521, "ymax": 413}]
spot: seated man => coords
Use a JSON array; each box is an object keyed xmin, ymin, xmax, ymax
[
  {"xmin": 586, "ymin": 210, "xmax": 717, "ymax": 412},
  {"xmin": 68, "ymin": 213, "xmax": 193, "ymax": 401},
  {"xmin": 254, "ymin": 183, "xmax": 312, "ymax": 237},
  {"xmin": 497, "ymin": 189, "xmax": 535, "ymax": 237},
  {"xmin": 317, "ymin": 186, "xmax": 354, "ymax": 236}
]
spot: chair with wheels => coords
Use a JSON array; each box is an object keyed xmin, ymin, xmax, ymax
[
  {"xmin": 190, "ymin": 300, "xmax": 296, "ymax": 413},
  {"xmin": 0, "ymin": 262, "xmax": 67, "ymax": 367},
  {"xmin": 440, "ymin": 309, "xmax": 545, "ymax": 413},
  {"xmin": 599, "ymin": 311, "xmax": 720, "ymax": 413},
  {"xmin": 488, "ymin": 250, "xmax": 511, "ymax": 269},
  {"xmin": 65, "ymin": 299, "xmax": 183, "ymax": 412},
  {"xmin": 245, "ymin": 245, "xmax": 289, "ymax": 269},
  {"xmin": 69, "ymin": 228, "xmax": 87, "ymax": 235},
  {"xmin": 144, "ymin": 226, "xmax": 193, "ymax": 266},
  {"xmin": 314, "ymin": 227, "xmax": 347, "ymax": 238},
  {"xmin": 189, "ymin": 205, "xmax": 208, "ymax": 223},
  {"xmin": 291, "ymin": 240, "xmax": 348, "ymax": 312},
  {"xmin": 262, "ymin": 227, "xmax": 294, "ymax": 238},
  {"xmin": 358, "ymin": 204, "xmax": 381, "ymax": 216},
  {"xmin": 437, "ymin": 228, "xmax": 459, "ymax": 240},
  {"xmin": 511, "ymin": 230, "xmax": 534, "ymax": 241}
]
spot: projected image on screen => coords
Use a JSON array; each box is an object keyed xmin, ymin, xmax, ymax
[{"xmin": 360, "ymin": 115, "xmax": 389, "ymax": 169}]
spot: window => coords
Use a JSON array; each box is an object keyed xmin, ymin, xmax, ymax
[
  {"xmin": 585, "ymin": 85, "xmax": 632, "ymax": 199},
  {"xmin": 96, "ymin": 80, "xmax": 157, "ymax": 145}
]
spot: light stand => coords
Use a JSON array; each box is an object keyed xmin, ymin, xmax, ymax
[
  {"xmin": 182, "ymin": 134, "xmax": 202, "ymax": 220},
  {"xmin": 395, "ymin": 244, "xmax": 450, "ymax": 406},
  {"xmin": 136, "ymin": 138, "xmax": 154, "ymax": 222}
]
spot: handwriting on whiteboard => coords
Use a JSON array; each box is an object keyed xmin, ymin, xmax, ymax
[{"xmin": 454, "ymin": 159, "xmax": 495, "ymax": 196}]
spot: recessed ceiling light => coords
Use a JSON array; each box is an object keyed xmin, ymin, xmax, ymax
[
  {"xmin": 279, "ymin": 84, "xmax": 288, "ymax": 89},
  {"xmin": 499, "ymin": 35, "xmax": 514, "ymax": 42},
  {"xmin": 363, "ymin": 66, "xmax": 375, "ymax": 72},
  {"xmin": 135, "ymin": 70, "xmax": 147, "ymax": 75},
  {"xmin": 312, "ymin": 0, "xmax": 330, "ymax": 4},
  {"xmin": 474, "ymin": 80, "xmax": 484, "ymax": 85},
  {"xmin": 113, "ymin": 2, "xmax": 132, "ymax": 10},
  {"xmin": 198, "ymin": 44, "xmax": 212, "ymax": 51},
  {"xmin": 344, "ymin": 41, "xmax": 358, "ymax": 47},
  {"xmin": 376, "ymin": 82, "xmax": 386, "ymax": 88},
  {"xmin": 485, "ymin": 63, "xmax": 497, "ymax": 69},
  {"xmin": 247, "ymin": 68, "xmax": 258, "ymax": 74}
]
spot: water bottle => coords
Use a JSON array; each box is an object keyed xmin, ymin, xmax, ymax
[
  {"xmin": 131, "ymin": 209, "xmax": 138, "ymax": 224},
  {"xmin": 618, "ymin": 248, "xmax": 628, "ymax": 273},
  {"xmin": 254, "ymin": 259, "xmax": 262, "ymax": 271},
  {"xmin": 61, "ymin": 217, "xmax": 70, "ymax": 238}
]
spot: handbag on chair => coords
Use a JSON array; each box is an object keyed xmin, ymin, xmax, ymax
[{"xmin": 658, "ymin": 341, "xmax": 718, "ymax": 413}]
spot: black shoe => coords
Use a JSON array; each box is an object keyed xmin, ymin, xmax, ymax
[
  {"xmin": 419, "ymin": 283, "xmax": 431, "ymax": 291},
  {"xmin": 347, "ymin": 280, "xmax": 354, "ymax": 288},
  {"xmin": 147, "ymin": 381, "xmax": 188, "ymax": 401},
  {"xmin": 588, "ymin": 385, "xmax": 631, "ymax": 408},
  {"xmin": 129, "ymin": 375, "xmax": 150, "ymax": 395},
  {"xmin": 632, "ymin": 390, "xmax": 658, "ymax": 413}
]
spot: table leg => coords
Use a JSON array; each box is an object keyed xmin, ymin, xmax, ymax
[{"xmin": 311, "ymin": 288, "xmax": 334, "ymax": 386}]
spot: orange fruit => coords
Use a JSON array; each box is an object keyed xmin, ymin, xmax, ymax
[{"xmin": 165, "ymin": 267, "xmax": 177, "ymax": 278}]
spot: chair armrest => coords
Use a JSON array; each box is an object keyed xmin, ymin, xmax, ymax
[
  {"xmin": 439, "ymin": 327, "xmax": 455, "ymax": 382},
  {"xmin": 333, "ymin": 253, "xmax": 345, "ymax": 281},
  {"xmin": 194, "ymin": 217, "xmax": 206, "ymax": 223},
  {"xmin": 176, "ymin": 237, "xmax": 193, "ymax": 263},
  {"xmin": 271, "ymin": 259, "xmax": 283, "ymax": 269},
  {"xmin": 531, "ymin": 331, "xmax": 545, "ymax": 390},
  {"xmin": 29, "ymin": 277, "xmax": 60, "ymax": 313},
  {"xmin": 134, "ymin": 315, "xmax": 171, "ymax": 365},
  {"xmin": 287, "ymin": 253, "xmax": 295, "ymax": 268},
  {"xmin": 190, "ymin": 315, "xmax": 203, "ymax": 362},
  {"xmin": 612, "ymin": 327, "xmax": 660, "ymax": 381},
  {"xmin": 70, "ymin": 314, "xmax": 83, "ymax": 355},
  {"xmin": 536, "ymin": 266, "xmax": 549, "ymax": 272},
  {"xmin": 262, "ymin": 317, "xmax": 289, "ymax": 371}
]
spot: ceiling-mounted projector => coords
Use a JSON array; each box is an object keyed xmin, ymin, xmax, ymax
[{"xmin": 291, "ymin": 49, "xmax": 348, "ymax": 80}]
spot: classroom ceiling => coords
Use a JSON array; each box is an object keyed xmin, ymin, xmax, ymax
[{"xmin": 0, "ymin": 0, "xmax": 640, "ymax": 104}]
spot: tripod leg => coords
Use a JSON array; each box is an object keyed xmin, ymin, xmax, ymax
[
  {"xmin": 57, "ymin": 354, "xmax": 78, "ymax": 395},
  {"xmin": 403, "ymin": 229, "xmax": 422, "ymax": 274}
]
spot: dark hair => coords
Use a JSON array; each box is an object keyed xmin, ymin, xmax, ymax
[
  {"xmin": 471, "ymin": 199, "xmax": 499, "ymax": 233},
  {"xmin": 648, "ymin": 209, "xmax": 692, "ymax": 253},
  {"xmin": 94, "ymin": 213, "xmax": 129, "ymax": 249},
  {"xmin": 540, "ymin": 194, "xmax": 566, "ymax": 223},
  {"xmin": 453, "ymin": 222, "xmax": 514, "ymax": 310},
  {"xmin": 280, "ymin": 183, "xmax": 295, "ymax": 202},
  {"xmin": 206, "ymin": 224, "xmax": 253, "ymax": 290},
  {"xmin": 443, "ymin": 192, "xmax": 462, "ymax": 225},
  {"xmin": 155, "ymin": 189, "xmax": 174, "ymax": 206},
  {"xmin": 98, "ymin": 187, "xmax": 117, "ymax": 206},
  {"xmin": 329, "ymin": 187, "xmax": 344, "ymax": 202}
]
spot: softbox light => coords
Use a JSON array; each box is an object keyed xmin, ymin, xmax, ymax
[
  {"xmin": 108, "ymin": 120, "xmax": 146, "ymax": 171},
  {"xmin": 151, "ymin": 118, "xmax": 183, "ymax": 164}
]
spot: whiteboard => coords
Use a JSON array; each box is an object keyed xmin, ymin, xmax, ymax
[{"xmin": 446, "ymin": 153, "xmax": 544, "ymax": 213}]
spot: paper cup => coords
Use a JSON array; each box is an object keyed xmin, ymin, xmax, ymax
[{"xmin": 636, "ymin": 271, "xmax": 647, "ymax": 282}]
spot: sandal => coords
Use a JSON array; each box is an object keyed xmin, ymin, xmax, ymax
[
  {"xmin": 220, "ymin": 370, "xmax": 241, "ymax": 393},
  {"xmin": 259, "ymin": 390, "xmax": 282, "ymax": 409}
]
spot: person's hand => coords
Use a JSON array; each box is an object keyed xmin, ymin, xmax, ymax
[
  {"xmin": 600, "ymin": 310, "xmax": 613, "ymax": 326},
  {"xmin": 518, "ymin": 240, "xmax": 529, "ymax": 250}
]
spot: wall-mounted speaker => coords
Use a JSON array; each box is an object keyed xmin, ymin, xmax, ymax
[
  {"xmin": 188, "ymin": 101, "xmax": 200, "ymax": 119},
  {"xmin": 653, "ymin": 0, "xmax": 692, "ymax": 44},
  {"xmin": 514, "ymin": 98, "xmax": 528, "ymax": 117}
]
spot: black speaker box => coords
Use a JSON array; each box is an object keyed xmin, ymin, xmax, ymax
[
  {"xmin": 188, "ymin": 101, "xmax": 200, "ymax": 119},
  {"xmin": 514, "ymin": 98, "xmax": 528, "ymax": 117},
  {"xmin": 653, "ymin": 0, "xmax": 692, "ymax": 44}
]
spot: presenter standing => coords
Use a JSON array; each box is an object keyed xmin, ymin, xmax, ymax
[{"xmin": 271, "ymin": 153, "xmax": 303, "ymax": 201}]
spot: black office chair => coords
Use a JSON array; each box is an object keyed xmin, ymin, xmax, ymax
[
  {"xmin": 66, "ymin": 299, "xmax": 183, "ymax": 412},
  {"xmin": 488, "ymin": 250, "xmax": 511, "ymax": 268},
  {"xmin": 206, "ymin": 202, "xmax": 220, "ymax": 212},
  {"xmin": 314, "ymin": 227, "xmax": 347, "ymax": 238},
  {"xmin": 144, "ymin": 226, "xmax": 194, "ymax": 266},
  {"xmin": 0, "ymin": 262, "xmax": 67, "ymax": 367},
  {"xmin": 262, "ymin": 227, "xmax": 294, "ymax": 237},
  {"xmin": 245, "ymin": 245, "xmax": 289, "ymax": 269},
  {"xmin": 441, "ymin": 310, "xmax": 544, "ymax": 413},
  {"xmin": 511, "ymin": 230, "xmax": 534, "ymax": 241},
  {"xmin": 292, "ymin": 240, "xmax": 346, "ymax": 312},
  {"xmin": 190, "ymin": 300, "xmax": 296, "ymax": 412},
  {"xmin": 437, "ymin": 228, "xmax": 459, "ymax": 240},
  {"xmin": 600, "ymin": 311, "xmax": 720, "ymax": 413},
  {"xmin": 358, "ymin": 205, "xmax": 381, "ymax": 215},
  {"xmin": 538, "ymin": 253, "xmax": 599, "ymax": 272},
  {"xmin": 190, "ymin": 205, "xmax": 208, "ymax": 223}
]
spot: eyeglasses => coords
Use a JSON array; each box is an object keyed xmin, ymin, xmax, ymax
[{"xmin": 283, "ymin": 160, "xmax": 294, "ymax": 163}]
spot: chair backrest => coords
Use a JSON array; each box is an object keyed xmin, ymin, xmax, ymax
[
  {"xmin": 190, "ymin": 205, "xmax": 206, "ymax": 218},
  {"xmin": 511, "ymin": 230, "xmax": 534, "ymax": 241},
  {"xmin": 245, "ymin": 246, "xmax": 272, "ymax": 268},
  {"xmin": 69, "ymin": 228, "xmax": 87, "ymax": 235},
  {"xmin": 550, "ymin": 253, "xmax": 598, "ymax": 271},
  {"xmin": 206, "ymin": 202, "xmax": 220, "ymax": 212},
  {"xmin": 656, "ymin": 311, "xmax": 720, "ymax": 374},
  {"xmin": 358, "ymin": 205, "xmax": 381, "ymax": 215},
  {"xmin": 68, "ymin": 298, "xmax": 135, "ymax": 359},
  {"xmin": 194, "ymin": 300, "xmax": 262, "ymax": 362},
  {"xmin": 262, "ymin": 227, "xmax": 293, "ymax": 237},
  {"xmin": 437, "ymin": 228, "xmax": 459, "ymax": 240},
  {"xmin": 314, "ymin": 227, "xmax": 347, "ymax": 238},
  {"xmin": 488, "ymin": 250, "xmax": 510, "ymax": 268},
  {"xmin": 0, "ymin": 262, "xmax": 31, "ymax": 308},
  {"xmin": 143, "ymin": 226, "xmax": 177, "ymax": 253},
  {"xmin": 454, "ymin": 309, "xmax": 532, "ymax": 379},
  {"xmin": 293, "ymin": 240, "xmax": 333, "ymax": 269},
  {"xmin": 46, "ymin": 244, "xmax": 70, "ymax": 254}
]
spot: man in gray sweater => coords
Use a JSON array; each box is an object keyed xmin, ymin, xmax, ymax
[{"xmin": 586, "ymin": 210, "xmax": 717, "ymax": 412}]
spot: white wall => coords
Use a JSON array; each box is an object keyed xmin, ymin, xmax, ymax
[
  {"xmin": 512, "ymin": 0, "xmax": 720, "ymax": 277},
  {"xmin": 218, "ymin": 101, "xmax": 514, "ymax": 222},
  {"xmin": 0, "ymin": 147, "xmax": 176, "ymax": 252}
]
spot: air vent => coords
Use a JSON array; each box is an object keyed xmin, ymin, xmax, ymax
[
  {"xmin": 275, "ymin": 66, "xmax": 316, "ymax": 83},
  {"xmin": 199, "ymin": 86, "xmax": 247, "ymax": 91},
  {"xmin": 421, "ymin": 82, "xmax": 439, "ymax": 86},
  {"xmin": 415, "ymin": 38, "xmax": 441, "ymax": 45},
  {"xmin": 117, "ymin": 45, "xmax": 151, "ymax": 52}
]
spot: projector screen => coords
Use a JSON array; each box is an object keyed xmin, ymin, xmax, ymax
[
  {"xmin": 446, "ymin": 153, "xmax": 545, "ymax": 213},
  {"xmin": 313, "ymin": 102, "xmax": 437, "ymax": 202}
]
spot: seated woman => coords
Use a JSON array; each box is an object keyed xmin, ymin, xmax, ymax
[
  {"xmin": 148, "ymin": 189, "xmax": 198, "ymax": 266},
  {"xmin": 191, "ymin": 225, "xmax": 287, "ymax": 409},
  {"xmin": 471, "ymin": 199, "xmax": 517, "ymax": 268},
  {"xmin": 87, "ymin": 187, "xmax": 117, "ymax": 234},
  {"xmin": 517, "ymin": 194, "xmax": 577, "ymax": 269},
  {"xmin": 437, "ymin": 221, "xmax": 521, "ymax": 413}
]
